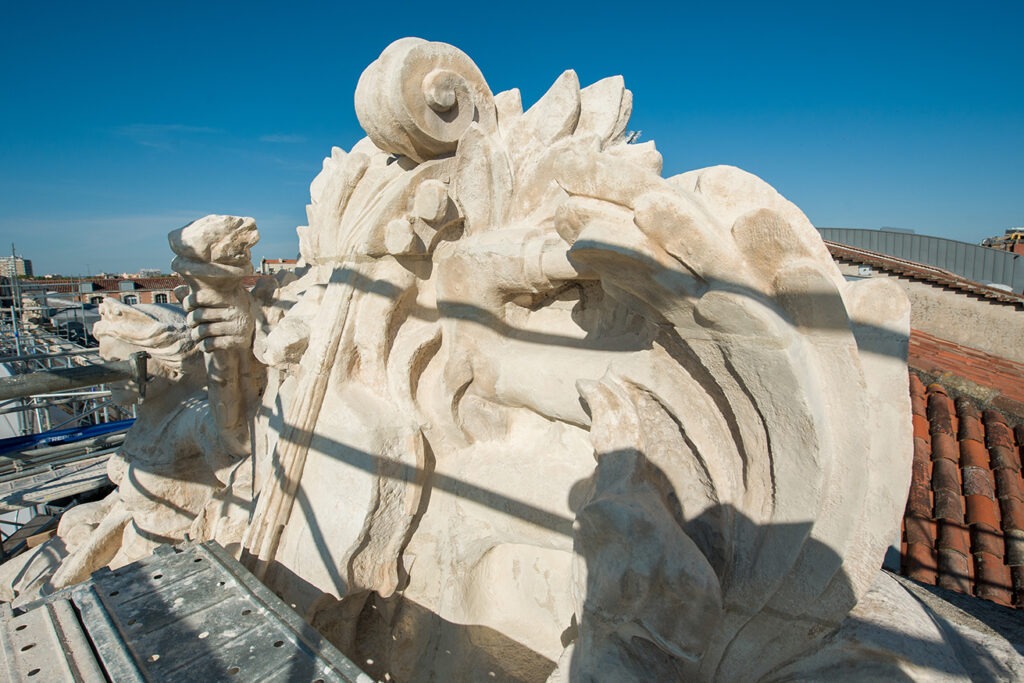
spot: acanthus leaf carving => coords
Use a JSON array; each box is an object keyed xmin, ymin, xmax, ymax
[{"xmin": 16, "ymin": 37, "xmax": 1006, "ymax": 683}]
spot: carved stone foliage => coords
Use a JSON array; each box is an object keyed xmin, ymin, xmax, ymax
[
  {"xmin": 223, "ymin": 38, "xmax": 917, "ymax": 681},
  {"xmin": 12, "ymin": 38, "xmax": 977, "ymax": 680}
]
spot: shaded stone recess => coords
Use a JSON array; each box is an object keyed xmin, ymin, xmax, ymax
[{"xmin": 4, "ymin": 38, "xmax": 1021, "ymax": 681}]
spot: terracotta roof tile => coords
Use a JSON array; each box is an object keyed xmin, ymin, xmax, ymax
[
  {"xmin": 910, "ymin": 376, "xmax": 928, "ymax": 413},
  {"xmin": 990, "ymin": 446, "xmax": 1022, "ymax": 474},
  {"xmin": 994, "ymin": 469, "xmax": 1024, "ymax": 502},
  {"xmin": 973, "ymin": 552, "xmax": 1014, "ymax": 606},
  {"xmin": 1013, "ymin": 566, "xmax": 1024, "ymax": 605},
  {"xmin": 931, "ymin": 457, "xmax": 961, "ymax": 492},
  {"xmin": 930, "ymin": 433, "xmax": 959, "ymax": 463},
  {"xmin": 904, "ymin": 542, "xmax": 938, "ymax": 584},
  {"xmin": 937, "ymin": 549, "xmax": 973, "ymax": 593},
  {"xmin": 962, "ymin": 468, "xmax": 997, "ymax": 500},
  {"xmin": 992, "ymin": 396, "xmax": 1024, "ymax": 420},
  {"xmin": 1007, "ymin": 531, "xmax": 1024, "ymax": 567},
  {"xmin": 956, "ymin": 399, "xmax": 985, "ymax": 442},
  {"xmin": 938, "ymin": 520, "xmax": 972, "ymax": 557},
  {"xmin": 926, "ymin": 388, "xmax": 956, "ymax": 435},
  {"xmin": 900, "ymin": 373, "xmax": 1024, "ymax": 608},
  {"xmin": 909, "ymin": 436, "xmax": 933, "ymax": 520},
  {"xmin": 910, "ymin": 439, "xmax": 931, "ymax": 474},
  {"xmin": 132, "ymin": 276, "xmax": 184, "ymax": 290},
  {"xmin": 906, "ymin": 484, "xmax": 933, "ymax": 518},
  {"xmin": 965, "ymin": 493, "xmax": 1001, "ymax": 531},
  {"xmin": 971, "ymin": 525, "xmax": 1004, "ymax": 558},
  {"xmin": 960, "ymin": 439, "xmax": 990, "ymax": 469},
  {"xmin": 912, "ymin": 415, "xmax": 930, "ymax": 441},
  {"xmin": 984, "ymin": 412, "xmax": 1016, "ymax": 450},
  {"xmin": 1000, "ymin": 496, "xmax": 1024, "ymax": 534},
  {"xmin": 933, "ymin": 489, "xmax": 965, "ymax": 524},
  {"xmin": 904, "ymin": 515, "xmax": 937, "ymax": 547},
  {"xmin": 908, "ymin": 330, "xmax": 1024, "ymax": 410}
]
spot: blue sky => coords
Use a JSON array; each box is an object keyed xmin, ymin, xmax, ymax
[{"xmin": 1, "ymin": 1, "xmax": 1021, "ymax": 275}]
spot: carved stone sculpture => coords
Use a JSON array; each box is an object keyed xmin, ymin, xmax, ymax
[
  {"xmin": 0, "ymin": 299, "xmax": 256, "ymax": 601},
  {"xmin": 9, "ymin": 38, "xmax": 1019, "ymax": 680},
  {"xmin": 232, "ymin": 37, "xmax": 915, "ymax": 680}
]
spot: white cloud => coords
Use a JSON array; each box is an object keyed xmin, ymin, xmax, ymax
[
  {"xmin": 259, "ymin": 133, "xmax": 307, "ymax": 144},
  {"xmin": 113, "ymin": 124, "xmax": 222, "ymax": 149}
]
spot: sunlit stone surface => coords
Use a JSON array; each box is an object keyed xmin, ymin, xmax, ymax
[{"xmin": 8, "ymin": 38, "xmax": 1018, "ymax": 681}]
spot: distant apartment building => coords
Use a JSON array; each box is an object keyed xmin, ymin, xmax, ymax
[
  {"xmin": 21, "ymin": 275, "xmax": 264, "ymax": 307},
  {"xmin": 76, "ymin": 277, "xmax": 183, "ymax": 306},
  {"xmin": 981, "ymin": 228, "xmax": 1024, "ymax": 256},
  {"xmin": 260, "ymin": 258, "xmax": 299, "ymax": 275},
  {"xmin": 0, "ymin": 256, "xmax": 32, "ymax": 278}
]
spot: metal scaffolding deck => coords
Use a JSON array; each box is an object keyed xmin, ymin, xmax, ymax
[
  {"xmin": 0, "ymin": 542, "xmax": 371, "ymax": 682},
  {"xmin": 0, "ymin": 451, "xmax": 114, "ymax": 512}
]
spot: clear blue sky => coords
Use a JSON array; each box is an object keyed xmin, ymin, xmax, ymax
[{"xmin": 1, "ymin": 1, "xmax": 1021, "ymax": 275}]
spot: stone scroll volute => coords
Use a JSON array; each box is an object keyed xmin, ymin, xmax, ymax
[
  {"xmin": 8, "ymin": 37, "xmax": 966, "ymax": 683},
  {"xmin": 355, "ymin": 38, "xmax": 497, "ymax": 163}
]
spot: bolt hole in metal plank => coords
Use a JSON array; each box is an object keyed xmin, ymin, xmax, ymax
[
  {"xmin": 0, "ymin": 598, "xmax": 108, "ymax": 682},
  {"xmin": 4, "ymin": 542, "xmax": 372, "ymax": 682}
]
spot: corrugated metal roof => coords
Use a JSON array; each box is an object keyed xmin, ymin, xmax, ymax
[
  {"xmin": 819, "ymin": 228, "xmax": 1024, "ymax": 294},
  {"xmin": 825, "ymin": 241, "xmax": 1024, "ymax": 305}
]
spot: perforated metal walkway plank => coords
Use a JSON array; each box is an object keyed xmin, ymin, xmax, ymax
[
  {"xmin": 0, "ymin": 452, "xmax": 113, "ymax": 512},
  {"xmin": 0, "ymin": 542, "xmax": 371, "ymax": 682}
]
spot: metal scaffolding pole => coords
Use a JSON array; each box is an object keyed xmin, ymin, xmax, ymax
[
  {"xmin": 0, "ymin": 349, "xmax": 99, "ymax": 366},
  {"xmin": 0, "ymin": 355, "xmax": 145, "ymax": 403}
]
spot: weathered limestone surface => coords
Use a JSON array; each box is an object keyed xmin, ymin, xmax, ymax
[
  {"xmin": 0, "ymin": 299, "xmax": 255, "ymax": 603},
  {"xmin": 6, "ymin": 37, "xmax": 1019, "ymax": 680}
]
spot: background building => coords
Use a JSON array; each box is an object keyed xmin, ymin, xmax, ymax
[
  {"xmin": 823, "ymin": 229, "xmax": 1024, "ymax": 609},
  {"xmin": 818, "ymin": 227, "xmax": 1024, "ymax": 293},
  {"xmin": 0, "ymin": 256, "xmax": 32, "ymax": 278},
  {"xmin": 981, "ymin": 229, "xmax": 1024, "ymax": 256},
  {"xmin": 260, "ymin": 258, "xmax": 299, "ymax": 275}
]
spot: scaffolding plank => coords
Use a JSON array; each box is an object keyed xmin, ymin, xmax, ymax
[
  {"xmin": 0, "ymin": 454, "xmax": 112, "ymax": 511},
  {"xmin": 7, "ymin": 542, "xmax": 372, "ymax": 682},
  {"xmin": 0, "ymin": 598, "xmax": 107, "ymax": 682}
]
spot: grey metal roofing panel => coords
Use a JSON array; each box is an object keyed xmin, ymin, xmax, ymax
[{"xmin": 818, "ymin": 228, "xmax": 1024, "ymax": 293}]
